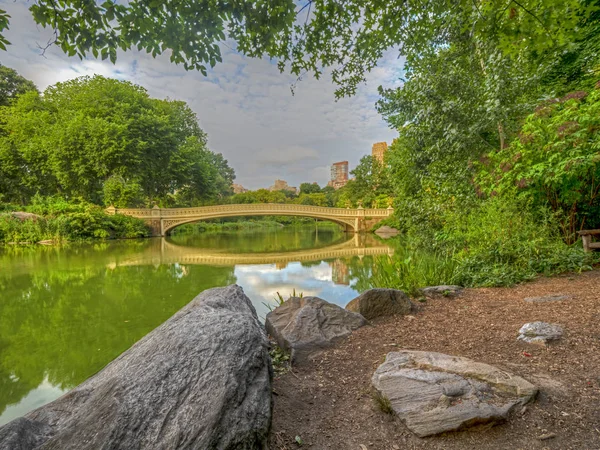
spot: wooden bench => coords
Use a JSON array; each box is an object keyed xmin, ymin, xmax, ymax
[{"xmin": 577, "ymin": 229, "xmax": 600, "ymax": 252}]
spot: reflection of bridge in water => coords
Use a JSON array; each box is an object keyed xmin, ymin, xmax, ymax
[{"xmin": 108, "ymin": 235, "xmax": 393, "ymax": 268}]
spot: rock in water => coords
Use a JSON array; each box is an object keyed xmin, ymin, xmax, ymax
[
  {"xmin": 421, "ymin": 285, "xmax": 463, "ymax": 298},
  {"xmin": 372, "ymin": 351, "xmax": 537, "ymax": 437},
  {"xmin": 518, "ymin": 322, "xmax": 563, "ymax": 344},
  {"xmin": 0, "ymin": 285, "xmax": 272, "ymax": 450},
  {"xmin": 375, "ymin": 226, "xmax": 400, "ymax": 238},
  {"xmin": 346, "ymin": 288, "xmax": 413, "ymax": 320},
  {"xmin": 265, "ymin": 296, "xmax": 367, "ymax": 364}
]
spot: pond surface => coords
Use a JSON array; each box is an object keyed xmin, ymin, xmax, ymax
[{"xmin": 0, "ymin": 226, "xmax": 393, "ymax": 425}]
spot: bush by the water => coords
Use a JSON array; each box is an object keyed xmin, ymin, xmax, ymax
[
  {"xmin": 0, "ymin": 196, "xmax": 149, "ymax": 244},
  {"xmin": 434, "ymin": 198, "xmax": 596, "ymax": 287}
]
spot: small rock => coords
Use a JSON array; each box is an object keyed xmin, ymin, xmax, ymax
[
  {"xmin": 345, "ymin": 288, "xmax": 414, "ymax": 320},
  {"xmin": 8, "ymin": 211, "xmax": 42, "ymax": 221},
  {"xmin": 537, "ymin": 433, "xmax": 557, "ymax": 441},
  {"xmin": 265, "ymin": 296, "xmax": 367, "ymax": 364},
  {"xmin": 524, "ymin": 294, "xmax": 570, "ymax": 303},
  {"xmin": 518, "ymin": 322, "xmax": 563, "ymax": 344},
  {"xmin": 374, "ymin": 226, "xmax": 399, "ymax": 238},
  {"xmin": 371, "ymin": 351, "xmax": 537, "ymax": 437},
  {"xmin": 421, "ymin": 285, "xmax": 462, "ymax": 298}
]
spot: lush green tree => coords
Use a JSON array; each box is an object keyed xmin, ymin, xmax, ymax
[
  {"xmin": 299, "ymin": 182, "xmax": 321, "ymax": 194},
  {"xmin": 102, "ymin": 176, "xmax": 144, "ymax": 208},
  {"xmin": 476, "ymin": 88, "xmax": 600, "ymax": 242},
  {"xmin": 1, "ymin": 1, "xmax": 588, "ymax": 98},
  {"xmin": 229, "ymin": 189, "xmax": 288, "ymax": 204},
  {"xmin": 0, "ymin": 75, "xmax": 234, "ymax": 206},
  {"xmin": 334, "ymin": 155, "xmax": 393, "ymax": 207},
  {"xmin": 0, "ymin": 65, "xmax": 37, "ymax": 106},
  {"xmin": 296, "ymin": 192, "xmax": 329, "ymax": 207}
]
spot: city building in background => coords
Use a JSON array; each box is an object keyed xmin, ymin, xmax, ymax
[
  {"xmin": 269, "ymin": 179, "xmax": 298, "ymax": 194},
  {"xmin": 371, "ymin": 141, "xmax": 388, "ymax": 163},
  {"xmin": 232, "ymin": 183, "xmax": 248, "ymax": 194},
  {"xmin": 328, "ymin": 161, "xmax": 349, "ymax": 189}
]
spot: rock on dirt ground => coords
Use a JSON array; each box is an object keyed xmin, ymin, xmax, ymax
[
  {"xmin": 345, "ymin": 288, "xmax": 413, "ymax": 320},
  {"xmin": 524, "ymin": 293, "xmax": 571, "ymax": 303},
  {"xmin": 0, "ymin": 285, "xmax": 272, "ymax": 450},
  {"xmin": 265, "ymin": 296, "xmax": 367, "ymax": 364},
  {"xmin": 421, "ymin": 285, "xmax": 463, "ymax": 298},
  {"xmin": 269, "ymin": 269, "xmax": 600, "ymax": 450},
  {"xmin": 518, "ymin": 322, "xmax": 563, "ymax": 344},
  {"xmin": 371, "ymin": 351, "xmax": 538, "ymax": 437}
]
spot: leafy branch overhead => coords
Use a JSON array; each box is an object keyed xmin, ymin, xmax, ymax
[{"xmin": 0, "ymin": 1, "xmax": 593, "ymax": 96}]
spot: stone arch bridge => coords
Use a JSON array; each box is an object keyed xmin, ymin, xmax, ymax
[{"xmin": 106, "ymin": 203, "xmax": 393, "ymax": 236}]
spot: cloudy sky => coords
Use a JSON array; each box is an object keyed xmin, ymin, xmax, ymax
[{"xmin": 0, "ymin": 2, "xmax": 402, "ymax": 190}]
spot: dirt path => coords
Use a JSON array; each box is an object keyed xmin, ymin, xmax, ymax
[{"xmin": 269, "ymin": 269, "xmax": 600, "ymax": 450}]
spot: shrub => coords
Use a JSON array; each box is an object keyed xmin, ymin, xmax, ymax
[{"xmin": 439, "ymin": 197, "xmax": 595, "ymax": 286}]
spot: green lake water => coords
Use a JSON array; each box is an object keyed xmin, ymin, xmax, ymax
[{"xmin": 0, "ymin": 226, "xmax": 392, "ymax": 426}]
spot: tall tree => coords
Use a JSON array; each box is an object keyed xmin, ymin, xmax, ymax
[
  {"xmin": 0, "ymin": 65, "xmax": 37, "ymax": 106},
  {"xmin": 0, "ymin": 75, "xmax": 235, "ymax": 206}
]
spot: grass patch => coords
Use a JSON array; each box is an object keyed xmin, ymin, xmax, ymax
[{"xmin": 372, "ymin": 390, "xmax": 394, "ymax": 415}]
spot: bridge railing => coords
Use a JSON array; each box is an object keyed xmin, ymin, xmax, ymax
[{"xmin": 108, "ymin": 203, "xmax": 393, "ymax": 218}]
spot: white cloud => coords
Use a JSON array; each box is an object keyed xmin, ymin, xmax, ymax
[{"xmin": 0, "ymin": 1, "xmax": 403, "ymax": 189}]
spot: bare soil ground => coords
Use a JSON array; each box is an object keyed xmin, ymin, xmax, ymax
[{"xmin": 269, "ymin": 269, "xmax": 600, "ymax": 450}]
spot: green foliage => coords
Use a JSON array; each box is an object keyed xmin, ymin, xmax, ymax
[
  {"xmin": 476, "ymin": 88, "xmax": 600, "ymax": 242},
  {"xmin": 7, "ymin": 2, "xmax": 589, "ymax": 99},
  {"xmin": 437, "ymin": 197, "xmax": 595, "ymax": 287},
  {"xmin": 269, "ymin": 345, "xmax": 290, "ymax": 376},
  {"xmin": 334, "ymin": 155, "xmax": 394, "ymax": 208},
  {"xmin": 229, "ymin": 189, "xmax": 289, "ymax": 204},
  {"xmin": 0, "ymin": 75, "xmax": 234, "ymax": 206},
  {"xmin": 299, "ymin": 182, "xmax": 321, "ymax": 194},
  {"xmin": 372, "ymin": 390, "xmax": 394, "ymax": 415},
  {"xmin": 263, "ymin": 289, "xmax": 303, "ymax": 313},
  {"xmin": 0, "ymin": 64, "xmax": 38, "ymax": 106},
  {"xmin": 0, "ymin": 196, "xmax": 149, "ymax": 243},
  {"xmin": 361, "ymin": 245, "xmax": 457, "ymax": 297},
  {"xmin": 102, "ymin": 176, "xmax": 145, "ymax": 208}
]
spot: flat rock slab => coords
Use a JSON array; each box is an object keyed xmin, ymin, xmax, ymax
[
  {"xmin": 524, "ymin": 293, "xmax": 571, "ymax": 303},
  {"xmin": 518, "ymin": 322, "xmax": 563, "ymax": 344},
  {"xmin": 421, "ymin": 285, "xmax": 463, "ymax": 298},
  {"xmin": 372, "ymin": 351, "xmax": 537, "ymax": 437},
  {"xmin": 346, "ymin": 288, "xmax": 413, "ymax": 320},
  {"xmin": 0, "ymin": 285, "xmax": 272, "ymax": 450},
  {"xmin": 375, "ymin": 226, "xmax": 400, "ymax": 238},
  {"xmin": 265, "ymin": 296, "xmax": 367, "ymax": 364}
]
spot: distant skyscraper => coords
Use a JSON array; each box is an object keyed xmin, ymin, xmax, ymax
[
  {"xmin": 328, "ymin": 161, "xmax": 349, "ymax": 189},
  {"xmin": 372, "ymin": 142, "xmax": 388, "ymax": 163}
]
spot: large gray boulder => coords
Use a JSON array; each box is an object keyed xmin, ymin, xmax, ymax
[
  {"xmin": 345, "ymin": 288, "xmax": 413, "ymax": 320},
  {"xmin": 265, "ymin": 296, "xmax": 367, "ymax": 364},
  {"xmin": 518, "ymin": 322, "xmax": 563, "ymax": 344},
  {"xmin": 0, "ymin": 285, "xmax": 272, "ymax": 450},
  {"xmin": 372, "ymin": 351, "xmax": 537, "ymax": 437}
]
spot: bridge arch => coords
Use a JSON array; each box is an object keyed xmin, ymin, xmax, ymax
[
  {"xmin": 161, "ymin": 211, "xmax": 357, "ymax": 235},
  {"xmin": 106, "ymin": 203, "xmax": 393, "ymax": 236}
]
